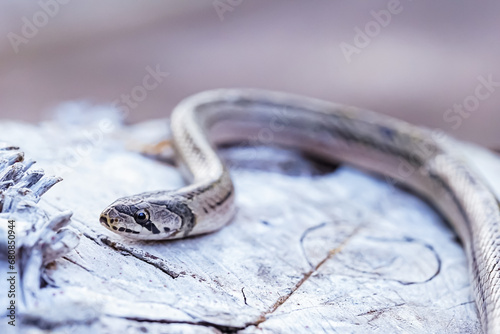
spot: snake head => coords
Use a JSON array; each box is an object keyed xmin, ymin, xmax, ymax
[{"xmin": 100, "ymin": 194, "xmax": 189, "ymax": 240}]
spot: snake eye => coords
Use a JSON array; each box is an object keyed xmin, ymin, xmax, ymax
[{"xmin": 134, "ymin": 209, "xmax": 150, "ymax": 224}]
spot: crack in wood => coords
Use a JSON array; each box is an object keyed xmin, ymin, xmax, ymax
[
  {"xmin": 22, "ymin": 313, "xmax": 100, "ymax": 331},
  {"xmin": 338, "ymin": 236, "xmax": 442, "ymax": 286},
  {"xmin": 119, "ymin": 316, "xmax": 246, "ymax": 333},
  {"xmin": 357, "ymin": 303, "xmax": 406, "ymax": 323},
  {"xmin": 253, "ymin": 226, "xmax": 362, "ymax": 328},
  {"xmin": 446, "ymin": 300, "xmax": 474, "ymax": 310},
  {"xmin": 299, "ymin": 222, "xmax": 328, "ymax": 268},
  {"xmin": 241, "ymin": 287, "xmax": 248, "ymax": 306},
  {"xmin": 99, "ymin": 236, "xmax": 181, "ymax": 279},
  {"xmin": 79, "ymin": 232, "xmax": 181, "ymax": 279},
  {"xmin": 62, "ymin": 256, "xmax": 94, "ymax": 273}
]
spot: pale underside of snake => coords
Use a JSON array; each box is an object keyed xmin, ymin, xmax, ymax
[{"xmin": 100, "ymin": 89, "xmax": 500, "ymax": 333}]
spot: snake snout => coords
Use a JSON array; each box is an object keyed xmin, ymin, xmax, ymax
[{"xmin": 100, "ymin": 215, "xmax": 110, "ymax": 227}]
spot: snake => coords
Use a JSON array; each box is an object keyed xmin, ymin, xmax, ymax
[{"xmin": 99, "ymin": 89, "xmax": 500, "ymax": 332}]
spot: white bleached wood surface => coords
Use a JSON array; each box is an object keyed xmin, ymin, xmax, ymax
[{"xmin": 1, "ymin": 107, "xmax": 499, "ymax": 333}]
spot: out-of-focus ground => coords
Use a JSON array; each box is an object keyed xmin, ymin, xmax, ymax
[{"xmin": 0, "ymin": 1, "xmax": 498, "ymax": 147}]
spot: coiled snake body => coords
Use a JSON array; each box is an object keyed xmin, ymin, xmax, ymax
[{"xmin": 100, "ymin": 89, "xmax": 500, "ymax": 332}]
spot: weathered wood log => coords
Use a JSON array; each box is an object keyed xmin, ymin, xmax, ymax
[
  {"xmin": 0, "ymin": 143, "xmax": 78, "ymax": 333},
  {"xmin": 1, "ymin": 107, "xmax": 499, "ymax": 333}
]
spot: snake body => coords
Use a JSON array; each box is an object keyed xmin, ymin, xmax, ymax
[{"xmin": 100, "ymin": 89, "xmax": 500, "ymax": 332}]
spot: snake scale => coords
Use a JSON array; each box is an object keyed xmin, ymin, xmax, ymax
[{"xmin": 100, "ymin": 89, "xmax": 500, "ymax": 332}]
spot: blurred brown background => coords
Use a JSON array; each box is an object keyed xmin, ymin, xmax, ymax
[{"xmin": 0, "ymin": 1, "xmax": 498, "ymax": 147}]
